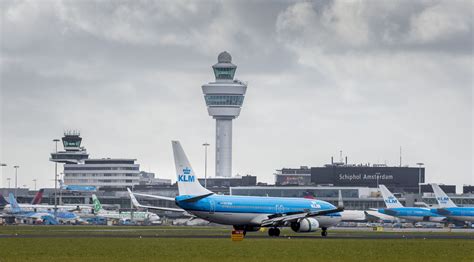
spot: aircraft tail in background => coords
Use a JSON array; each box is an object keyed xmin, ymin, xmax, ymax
[
  {"xmin": 92, "ymin": 194, "xmax": 103, "ymax": 213},
  {"xmin": 0, "ymin": 193, "xmax": 8, "ymax": 206},
  {"xmin": 31, "ymin": 189, "xmax": 44, "ymax": 205},
  {"xmin": 337, "ymin": 190, "xmax": 344, "ymax": 209},
  {"xmin": 128, "ymin": 189, "xmax": 141, "ymax": 209},
  {"xmin": 379, "ymin": 185, "xmax": 404, "ymax": 208},
  {"xmin": 431, "ymin": 184, "xmax": 457, "ymax": 208},
  {"xmin": 8, "ymin": 193, "xmax": 22, "ymax": 213}
]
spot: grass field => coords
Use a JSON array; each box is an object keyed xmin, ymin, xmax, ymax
[{"xmin": 0, "ymin": 226, "xmax": 473, "ymax": 262}]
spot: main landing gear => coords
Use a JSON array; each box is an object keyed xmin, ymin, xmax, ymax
[
  {"xmin": 268, "ymin": 227, "xmax": 280, "ymax": 237},
  {"xmin": 321, "ymin": 227, "xmax": 328, "ymax": 237}
]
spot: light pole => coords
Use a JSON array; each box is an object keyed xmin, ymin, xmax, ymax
[
  {"xmin": 13, "ymin": 165, "xmax": 19, "ymax": 196},
  {"xmin": 0, "ymin": 163, "xmax": 6, "ymax": 187},
  {"xmin": 59, "ymin": 172, "xmax": 63, "ymax": 205},
  {"xmin": 416, "ymin": 163, "xmax": 424, "ymax": 195},
  {"xmin": 33, "ymin": 179, "xmax": 37, "ymax": 190},
  {"xmin": 6, "ymin": 178, "xmax": 11, "ymax": 188},
  {"xmin": 53, "ymin": 138, "xmax": 60, "ymax": 218},
  {"xmin": 375, "ymin": 172, "xmax": 380, "ymax": 188},
  {"xmin": 202, "ymin": 142, "xmax": 210, "ymax": 188}
]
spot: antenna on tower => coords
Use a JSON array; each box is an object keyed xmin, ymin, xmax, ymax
[{"xmin": 399, "ymin": 146, "xmax": 402, "ymax": 167}]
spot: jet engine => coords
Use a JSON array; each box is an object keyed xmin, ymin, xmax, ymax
[{"xmin": 290, "ymin": 218, "xmax": 319, "ymax": 232}]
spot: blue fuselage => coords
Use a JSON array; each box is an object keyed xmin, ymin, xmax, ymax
[
  {"xmin": 378, "ymin": 207, "xmax": 445, "ymax": 222},
  {"xmin": 175, "ymin": 194, "xmax": 341, "ymax": 226},
  {"xmin": 431, "ymin": 207, "xmax": 474, "ymax": 222}
]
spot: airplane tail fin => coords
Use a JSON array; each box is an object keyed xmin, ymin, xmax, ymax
[
  {"xmin": 379, "ymin": 185, "xmax": 404, "ymax": 208},
  {"xmin": 0, "ymin": 193, "xmax": 8, "ymax": 206},
  {"xmin": 172, "ymin": 141, "xmax": 212, "ymax": 196},
  {"xmin": 431, "ymin": 184, "xmax": 457, "ymax": 208},
  {"xmin": 92, "ymin": 194, "xmax": 103, "ymax": 213},
  {"xmin": 8, "ymin": 193, "xmax": 22, "ymax": 213},
  {"xmin": 127, "ymin": 188, "xmax": 141, "ymax": 208},
  {"xmin": 337, "ymin": 190, "xmax": 344, "ymax": 209},
  {"xmin": 31, "ymin": 189, "xmax": 44, "ymax": 205}
]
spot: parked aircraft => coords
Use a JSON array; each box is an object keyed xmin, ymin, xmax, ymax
[
  {"xmin": 431, "ymin": 184, "xmax": 474, "ymax": 223},
  {"xmin": 2, "ymin": 190, "xmax": 91, "ymax": 213},
  {"xmin": 377, "ymin": 185, "xmax": 445, "ymax": 222},
  {"xmin": 92, "ymin": 194, "xmax": 160, "ymax": 223},
  {"xmin": 6, "ymin": 193, "xmax": 80, "ymax": 224},
  {"xmin": 337, "ymin": 190, "xmax": 398, "ymax": 223}
]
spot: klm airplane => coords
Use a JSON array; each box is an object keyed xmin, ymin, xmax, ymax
[
  {"xmin": 129, "ymin": 141, "xmax": 343, "ymax": 237},
  {"xmin": 377, "ymin": 185, "xmax": 445, "ymax": 222},
  {"xmin": 431, "ymin": 184, "xmax": 474, "ymax": 223}
]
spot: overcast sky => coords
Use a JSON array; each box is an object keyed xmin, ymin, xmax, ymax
[{"xmin": 1, "ymin": 0, "xmax": 472, "ymax": 191}]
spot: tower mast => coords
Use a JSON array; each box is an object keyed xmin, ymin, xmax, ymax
[{"xmin": 201, "ymin": 52, "xmax": 248, "ymax": 177}]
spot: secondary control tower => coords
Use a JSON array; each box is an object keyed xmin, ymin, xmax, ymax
[
  {"xmin": 50, "ymin": 130, "xmax": 89, "ymax": 164},
  {"xmin": 202, "ymin": 52, "xmax": 247, "ymax": 177}
]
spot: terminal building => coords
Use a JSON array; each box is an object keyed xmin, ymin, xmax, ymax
[
  {"xmin": 50, "ymin": 131, "xmax": 164, "ymax": 190},
  {"xmin": 463, "ymin": 185, "xmax": 474, "ymax": 194},
  {"xmin": 275, "ymin": 157, "xmax": 426, "ymax": 193},
  {"xmin": 63, "ymin": 158, "xmax": 140, "ymax": 189}
]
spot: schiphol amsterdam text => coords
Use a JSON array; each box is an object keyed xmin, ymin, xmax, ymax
[{"xmin": 338, "ymin": 173, "xmax": 394, "ymax": 181}]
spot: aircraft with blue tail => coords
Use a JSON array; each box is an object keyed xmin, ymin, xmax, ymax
[
  {"xmin": 377, "ymin": 185, "xmax": 445, "ymax": 223},
  {"xmin": 431, "ymin": 184, "xmax": 474, "ymax": 223},
  {"xmin": 129, "ymin": 141, "xmax": 343, "ymax": 237},
  {"xmin": 6, "ymin": 193, "xmax": 80, "ymax": 224},
  {"xmin": 2, "ymin": 189, "xmax": 92, "ymax": 213}
]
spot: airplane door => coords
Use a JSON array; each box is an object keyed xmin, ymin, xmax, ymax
[{"xmin": 209, "ymin": 200, "xmax": 216, "ymax": 214}]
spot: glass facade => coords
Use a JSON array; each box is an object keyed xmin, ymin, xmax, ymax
[
  {"xmin": 62, "ymin": 135, "xmax": 82, "ymax": 148},
  {"xmin": 84, "ymin": 160, "xmax": 135, "ymax": 165},
  {"xmin": 231, "ymin": 188, "xmax": 358, "ymax": 198},
  {"xmin": 64, "ymin": 166, "xmax": 139, "ymax": 171},
  {"xmin": 275, "ymin": 175, "xmax": 311, "ymax": 186},
  {"xmin": 213, "ymin": 67, "xmax": 235, "ymax": 80},
  {"xmin": 51, "ymin": 154, "xmax": 88, "ymax": 160},
  {"xmin": 205, "ymin": 95, "xmax": 244, "ymax": 106}
]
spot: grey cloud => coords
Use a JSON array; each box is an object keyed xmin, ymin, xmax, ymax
[
  {"xmin": 0, "ymin": 0, "xmax": 472, "ymax": 189},
  {"xmin": 276, "ymin": 0, "xmax": 473, "ymax": 54}
]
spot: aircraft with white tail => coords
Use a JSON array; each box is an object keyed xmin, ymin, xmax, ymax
[
  {"xmin": 377, "ymin": 185, "xmax": 445, "ymax": 222},
  {"xmin": 431, "ymin": 184, "xmax": 474, "ymax": 223}
]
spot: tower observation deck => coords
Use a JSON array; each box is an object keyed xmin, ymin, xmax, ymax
[
  {"xmin": 202, "ymin": 52, "xmax": 248, "ymax": 177},
  {"xmin": 50, "ymin": 131, "xmax": 89, "ymax": 164}
]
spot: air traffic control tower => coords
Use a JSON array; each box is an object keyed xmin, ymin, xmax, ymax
[{"xmin": 202, "ymin": 52, "xmax": 247, "ymax": 177}]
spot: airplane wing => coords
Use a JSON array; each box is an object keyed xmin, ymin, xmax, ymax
[
  {"xmin": 129, "ymin": 202, "xmax": 185, "ymax": 212},
  {"xmin": 260, "ymin": 207, "xmax": 343, "ymax": 227},
  {"xmin": 130, "ymin": 192, "xmax": 176, "ymax": 201},
  {"xmin": 127, "ymin": 188, "xmax": 184, "ymax": 212}
]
